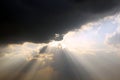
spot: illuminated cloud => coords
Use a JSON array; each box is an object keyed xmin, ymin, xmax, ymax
[
  {"xmin": 1, "ymin": 13, "xmax": 120, "ymax": 80},
  {"xmin": 106, "ymin": 27, "xmax": 120, "ymax": 49},
  {"xmin": 0, "ymin": 42, "xmax": 55, "ymax": 63},
  {"xmin": 104, "ymin": 14, "xmax": 120, "ymax": 50},
  {"xmin": 1, "ymin": 13, "xmax": 120, "ymax": 59}
]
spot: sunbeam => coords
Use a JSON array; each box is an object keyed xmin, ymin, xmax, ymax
[{"xmin": 0, "ymin": 13, "xmax": 120, "ymax": 80}]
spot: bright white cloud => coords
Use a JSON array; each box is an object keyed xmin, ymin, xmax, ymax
[{"xmin": 106, "ymin": 27, "xmax": 120, "ymax": 49}]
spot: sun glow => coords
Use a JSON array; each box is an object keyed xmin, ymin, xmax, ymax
[
  {"xmin": 61, "ymin": 28, "xmax": 97, "ymax": 53},
  {"xmin": 48, "ymin": 40, "xmax": 66, "ymax": 49},
  {"xmin": 0, "ymin": 13, "xmax": 120, "ymax": 80}
]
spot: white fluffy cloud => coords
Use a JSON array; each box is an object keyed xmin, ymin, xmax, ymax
[
  {"xmin": 106, "ymin": 27, "xmax": 120, "ymax": 49},
  {"xmin": 105, "ymin": 13, "xmax": 120, "ymax": 49}
]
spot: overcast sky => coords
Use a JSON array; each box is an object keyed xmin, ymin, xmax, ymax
[
  {"xmin": 1, "ymin": 0, "xmax": 120, "ymax": 44},
  {"xmin": 1, "ymin": 0, "xmax": 120, "ymax": 80},
  {"xmin": 0, "ymin": 12, "xmax": 120, "ymax": 80}
]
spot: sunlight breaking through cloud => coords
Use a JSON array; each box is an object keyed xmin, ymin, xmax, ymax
[{"xmin": 0, "ymin": 13, "xmax": 120, "ymax": 80}]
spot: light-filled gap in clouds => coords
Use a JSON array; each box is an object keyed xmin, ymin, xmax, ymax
[{"xmin": 0, "ymin": 13, "xmax": 120, "ymax": 80}]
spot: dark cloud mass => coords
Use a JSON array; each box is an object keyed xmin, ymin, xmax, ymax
[{"xmin": 1, "ymin": 0, "xmax": 120, "ymax": 44}]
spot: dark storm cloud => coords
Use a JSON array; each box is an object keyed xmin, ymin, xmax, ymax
[{"xmin": 1, "ymin": 0, "xmax": 120, "ymax": 44}]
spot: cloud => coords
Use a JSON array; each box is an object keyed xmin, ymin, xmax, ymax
[
  {"xmin": 1, "ymin": 0, "xmax": 120, "ymax": 44},
  {"xmin": 106, "ymin": 28, "xmax": 120, "ymax": 49},
  {"xmin": 105, "ymin": 13, "xmax": 120, "ymax": 49},
  {"xmin": 1, "ymin": 11, "xmax": 120, "ymax": 80},
  {"xmin": 1, "ymin": 12, "xmax": 119, "ymax": 59},
  {"xmin": 101, "ymin": 13, "xmax": 120, "ymax": 48},
  {"xmin": 0, "ymin": 42, "xmax": 54, "ymax": 62}
]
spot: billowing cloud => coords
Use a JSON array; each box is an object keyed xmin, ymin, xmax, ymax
[
  {"xmin": 105, "ymin": 14, "xmax": 120, "ymax": 49},
  {"xmin": 0, "ymin": 42, "xmax": 54, "ymax": 62},
  {"xmin": 106, "ymin": 28, "xmax": 120, "ymax": 48},
  {"xmin": 1, "ymin": 12, "xmax": 120, "ymax": 80},
  {"xmin": 1, "ymin": 0, "xmax": 120, "ymax": 44}
]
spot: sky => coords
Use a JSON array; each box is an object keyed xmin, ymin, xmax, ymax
[
  {"xmin": 1, "ymin": 0, "xmax": 120, "ymax": 80},
  {"xmin": 1, "ymin": 0, "xmax": 120, "ymax": 44},
  {"xmin": 0, "ymin": 12, "xmax": 120, "ymax": 80}
]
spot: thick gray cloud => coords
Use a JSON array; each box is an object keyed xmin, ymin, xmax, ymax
[{"xmin": 1, "ymin": 0, "xmax": 120, "ymax": 44}]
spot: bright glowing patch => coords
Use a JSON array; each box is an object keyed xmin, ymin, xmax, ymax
[
  {"xmin": 0, "ymin": 13, "xmax": 120, "ymax": 80},
  {"xmin": 49, "ymin": 40, "xmax": 66, "ymax": 49}
]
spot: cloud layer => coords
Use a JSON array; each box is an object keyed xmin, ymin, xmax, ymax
[
  {"xmin": 1, "ymin": 0, "xmax": 120, "ymax": 44},
  {"xmin": 0, "ymin": 12, "xmax": 120, "ymax": 80}
]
